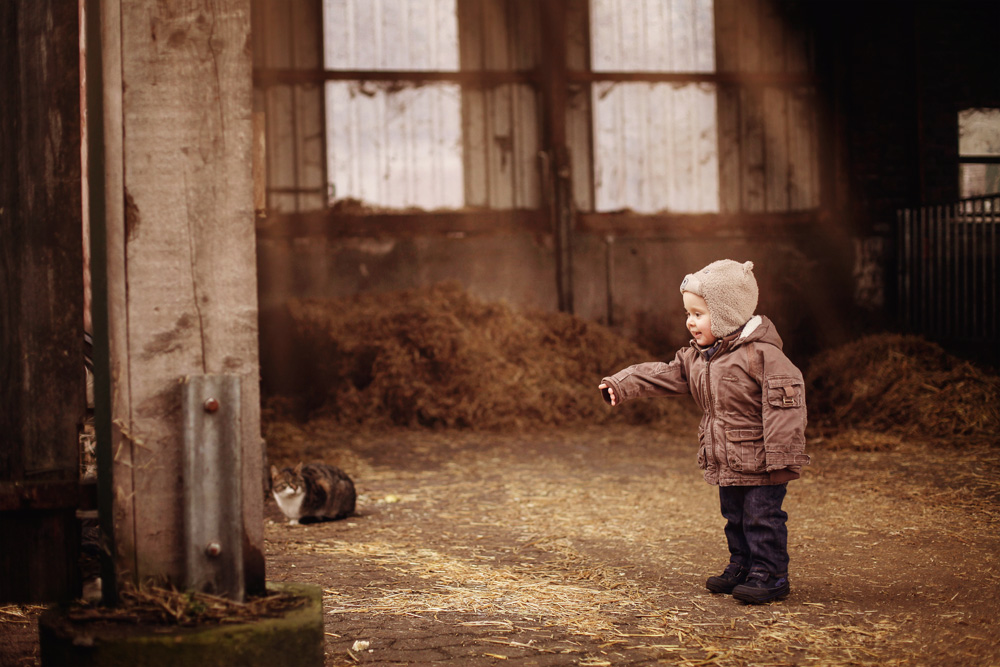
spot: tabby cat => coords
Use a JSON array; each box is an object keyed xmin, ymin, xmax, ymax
[{"xmin": 270, "ymin": 462, "xmax": 356, "ymax": 524}]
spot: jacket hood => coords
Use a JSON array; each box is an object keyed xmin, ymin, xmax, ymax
[{"xmin": 738, "ymin": 315, "xmax": 783, "ymax": 349}]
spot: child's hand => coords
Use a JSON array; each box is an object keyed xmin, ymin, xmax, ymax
[{"xmin": 598, "ymin": 383, "xmax": 616, "ymax": 406}]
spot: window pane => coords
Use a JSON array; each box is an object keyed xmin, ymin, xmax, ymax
[
  {"xmin": 591, "ymin": 0, "xmax": 715, "ymax": 72},
  {"xmin": 323, "ymin": 0, "xmax": 463, "ymax": 208},
  {"xmin": 590, "ymin": 0, "xmax": 718, "ymax": 213},
  {"xmin": 592, "ymin": 82, "xmax": 719, "ymax": 213},
  {"xmin": 326, "ymin": 83, "xmax": 464, "ymax": 208},
  {"xmin": 323, "ymin": 0, "xmax": 459, "ymax": 71},
  {"xmin": 960, "ymin": 164, "xmax": 1000, "ymax": 198},
  {"xmin": 958, "ymin": 108, "xmax": 1000, "ymax": 198},
  {"xmin": 959, "ymin": 108, "xmax": 1000, "ymax": 157}
]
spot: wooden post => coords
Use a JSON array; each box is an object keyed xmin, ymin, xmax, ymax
[
  {"xmin": 93, "ymin": 0, "xmax": 264, "ymax": 596},
  {"xmin": 253, "ymin": 110, "xmax": 267, "ymax": 218},
  {"xmin": 0, "ymin": 0, "xmax": 85, "ymax": 602},
  {"xmin": 539, "ymin": 0, "xmax": 575, "ymax": 314}
]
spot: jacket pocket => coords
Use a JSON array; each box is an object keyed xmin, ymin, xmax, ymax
[
  {"xmin": 724, "ymin": 428, "xmax": 765, "ymax": 473},
  {"xmin": 766, "ymin": 376, "xmax": 805, "ymax": 409}
]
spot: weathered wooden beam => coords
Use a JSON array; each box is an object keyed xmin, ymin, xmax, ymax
[
  {"xmin": 256, "ymin": 209, "xmax": 550, "ymax": 239},
  {"xmin": 578, "ymin": 210, "xmax": 822, "ymax": 238},
  {"xmin": 254, "ymin": 67, "xmax": 541, "ymax": 87},
  {"xmin": 252, "ymin": 68, "xmax": 818, "ymax": 87},
  {"xmin": 96, "ymin": 0, "xmax": 264, "ymax": 595},
  {"xmin": 253, "ymin": 209, "xmax": 826, "ymax": 243},
  {"xmin": 0, "ymin": 0, "xmax": 85, "ymax": 603}
]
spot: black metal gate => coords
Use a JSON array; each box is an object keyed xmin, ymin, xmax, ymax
[{"xmin": 897, "ymin": 196, "xmax": 999, "ymax": 344}]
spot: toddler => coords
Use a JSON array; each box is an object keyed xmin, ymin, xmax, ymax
[{"xmin": 599, "ymin": 259, "xmax": 809, "ymax": 604}]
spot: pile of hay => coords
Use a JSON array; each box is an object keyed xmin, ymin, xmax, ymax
[
  {"xmin": 272, "ymin": 282, "xmax": 693, "ymax": 430},
  {"xmin": 805, "ymin": 334, "xmax": 1000, "ymax": 444}
]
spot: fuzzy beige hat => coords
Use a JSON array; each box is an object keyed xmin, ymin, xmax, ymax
[{"xmin": 679, "ymin": 259, "xmax": 759, "ymax": 338}]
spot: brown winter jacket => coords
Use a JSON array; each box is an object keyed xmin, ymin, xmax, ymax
[{"xmin": 601, "ymin": 315, "xmax": 810, "ymax": 486}]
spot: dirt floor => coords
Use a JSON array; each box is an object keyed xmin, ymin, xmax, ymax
[{"xmin": 3, "ymin": 419, "xmax": 999, "ymax": 667}]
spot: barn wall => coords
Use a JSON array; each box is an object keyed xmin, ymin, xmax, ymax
[
  {"xmin": 258, "ymin": 228, "xmax": 562, "ymax": 395},
  {"xmin": 253, "ymin": 0, "xmax": 1000, "ymax": 398},
  {"xmin": 258, "ymin": 216, "xmax": 853, "ymax": 393},
  {"xmin": 809, "ymin": 0, "xmax": 1000, "ymax": 354},
  {"xmin": 822, "ymin": 0, "xmax": 1000, "ymax": 230},
  {"xmin": 570, "ymin": 228, "xmax": 855, "ymax": 363},
  {"xmin": 252, "ymin": 0, "xmax": 844, "ymax": 397},
  {"xmin": 913, "ymin": 2, "xmax": 1000, "ymax": 205}
]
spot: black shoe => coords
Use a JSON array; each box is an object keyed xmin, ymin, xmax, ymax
[
  {"xmin": 731, "ymin": 571, "xmax": 790, "ymax": 604},
  {"xmin": 706, "ymin": 563, "xmax": 748, "ymax": 594}
]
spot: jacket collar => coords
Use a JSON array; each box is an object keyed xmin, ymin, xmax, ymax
[
  {"xmin": 738, "ymin": 315, "xmax": 763, "ymax": 340},
  {"xmin": 691, "ymin": 315, "xmax": 764, "ymax": 359}
]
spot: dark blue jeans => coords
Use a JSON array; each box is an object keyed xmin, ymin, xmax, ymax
[{"xmin": 719, "ymin": 484, "xmax": 789, "ymax": 576}]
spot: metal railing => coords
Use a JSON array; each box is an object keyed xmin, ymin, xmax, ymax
[{"xmin": 897, "ymin": 195, "xmax": 999, "ymax": 343}]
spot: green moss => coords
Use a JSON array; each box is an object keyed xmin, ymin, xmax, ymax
[{"xmin": 39, "ymin": 582, "xmax": 323, "ymax": 667}]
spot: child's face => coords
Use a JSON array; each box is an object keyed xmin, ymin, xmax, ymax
[{"xmin": 683, "ymin": 291, "xmax": 716, "ymax": 346}]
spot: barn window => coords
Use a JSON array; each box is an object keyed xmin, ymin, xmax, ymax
[
  {"xmin": 589, "ymin": 0, "xmax": 719, "ymax": 213},
  {"xmin": 588, "ymin": 0, "xmax": 820, "ymax": 214},
  {"xmin": 317, "ymin": 0, "xmax": 544, "ymax": 211},
  {"xmin": 254, "ymin": 0, "xmax": 821, "ymax": 215},
  {"xmin": 959, "ymin": 108, "xmax": 1000, "ymax": 199},
  {"xmin": 322, "ymin": 0, "xmax": 465, "ymax": 209}
]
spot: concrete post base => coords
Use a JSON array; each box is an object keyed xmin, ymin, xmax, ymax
[{"xmin": 38, "ymin": 582, "xmax": 323, "ymax": 666}]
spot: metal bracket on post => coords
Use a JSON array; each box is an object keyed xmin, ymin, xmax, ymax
[{"xmin": 182, "ymin": 374, "xmax": 244, "ymax": 601}]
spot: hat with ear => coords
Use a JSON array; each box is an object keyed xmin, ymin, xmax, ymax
[{"xmin": 679, "ymin": 259, "xmax": 759, "ymax": 338}]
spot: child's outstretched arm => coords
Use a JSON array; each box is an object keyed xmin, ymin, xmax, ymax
[{"xmin": 598, "ymin": 351, "xmax": 691, "ymax": 408}]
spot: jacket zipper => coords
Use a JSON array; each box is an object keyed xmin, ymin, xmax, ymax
[{"xmin": 704, "ymin": 351, "xmax": 718, "ymax": 468}]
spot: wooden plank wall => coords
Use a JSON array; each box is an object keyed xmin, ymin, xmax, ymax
[
  {"xmin": 0, "ymin": 0, "xmax": 85, "ymax": 602},
  {"xmin": 252, "ymin": 0, "xmax": 327, "ymax": 213},
  {"xmin": 459, "ymin": 0, "xmax": 542, "ymax": 209},
  {"xmin": 716, "ymin": 0, "xmax": 819, "ymax": 213}
]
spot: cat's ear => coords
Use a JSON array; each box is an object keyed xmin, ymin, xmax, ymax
[
  {"xmin": 293, "ymin": 462, "xmax": 303, "ymax": 474},
  {"xmin": 269, "ymin": 464, "xmax": 278, "ymax": 477}
]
